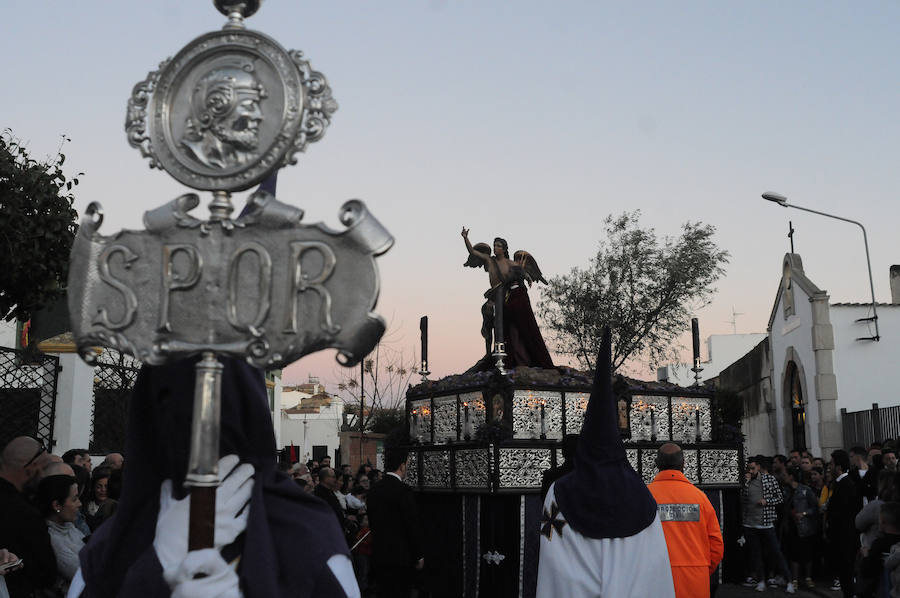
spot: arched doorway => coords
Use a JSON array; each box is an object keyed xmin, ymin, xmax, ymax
[{"xmin": 785, "ymin": 361, "xmax": 807, "ymax": 451}]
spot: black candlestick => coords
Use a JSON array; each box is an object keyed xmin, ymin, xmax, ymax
[
  {"xmin": 419, "ymin": 315, "xmax": 430, "ymax": 379},
  {"xmin": 691, "ymin": 317, "xmax": 703, "ymax": 385}
]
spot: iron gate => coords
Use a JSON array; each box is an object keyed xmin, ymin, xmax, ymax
[
  {"xmin": 90, "ymin": 348, "xmax": 141, "ymax": 454},
  {"xmin": 0, "ymin": 347, "xmax": 60, "ymax": 450}
]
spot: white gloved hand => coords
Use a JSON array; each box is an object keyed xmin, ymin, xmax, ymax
[
  {"xmin": 170, "ymin": 549, "xmax": 242, "ymax": 598},
  {"xmin": 153, "ymin": 454, "xmax": 254, "ymax": 587}
]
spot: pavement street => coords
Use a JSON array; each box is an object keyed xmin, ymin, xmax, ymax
[{"xmin": 717, "ymin": 583, "xmax": 841, "ymax": 598}]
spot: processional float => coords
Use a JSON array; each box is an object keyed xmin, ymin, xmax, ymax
[{"xmin": 67, "ymin": 0, "xmax": 392, "ymax": 550}]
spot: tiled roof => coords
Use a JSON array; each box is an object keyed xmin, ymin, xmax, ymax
[{"xmin": 830, "ymin": 302, "xmax": 898, "ymax": 307}]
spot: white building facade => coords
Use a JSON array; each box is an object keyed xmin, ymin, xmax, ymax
[
  {"xmin": 279, "ymin": 388, "xmax": 344, "ymax": 464},
  {"xmin": 720, "ymin": 254, "xmax": 900, "ymax": 458},
  {"xmin": 658, "ymin": 333, "xmax": 766, "ymax": 386}
]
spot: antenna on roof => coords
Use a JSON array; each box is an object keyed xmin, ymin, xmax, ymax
[{"xmin": 725, "ymin": 306, "xmax": 744, "ymax": 334}]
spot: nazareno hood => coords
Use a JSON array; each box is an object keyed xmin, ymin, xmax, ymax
[
  {"xmin": 78, "ymin": 355, "xmax": 349, "ymax": 597},
  {"xmin": 552, "ymin": 328, "xmax": 658, "ymax": 539}
]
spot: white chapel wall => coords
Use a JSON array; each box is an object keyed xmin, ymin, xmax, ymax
[{"xmin": 831, "ymin": 305, "xmax": 900, "ymax": 414}]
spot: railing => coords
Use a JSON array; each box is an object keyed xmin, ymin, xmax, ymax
[
  {"xmin": 0, "ymin": 347, "xmax": 60, "ymax": 449},
  {"xmin": 89, "ymin": 349, "xmax": 141, "ymax": 454},
  {"xmin": 841, "ymin": 403, "xmax": 900, "ymax": 448}
]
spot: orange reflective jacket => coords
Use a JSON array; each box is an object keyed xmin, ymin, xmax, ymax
[{"xmin": 648, "ymin": 470, "xmax": 724, "ymax": 598}]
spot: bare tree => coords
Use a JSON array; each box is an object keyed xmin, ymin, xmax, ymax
[
  {"xmin": 539, "ymin": 211, "xmax": 729, "ymax": 372},
  {"xmin": 335, "ymin": 342, "xmax": 418, "ymax": 433}
]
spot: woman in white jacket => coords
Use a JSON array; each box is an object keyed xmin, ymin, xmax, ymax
[{"xmin": 37, "ymin": 475, "xmax": 85, "ymax": 596}]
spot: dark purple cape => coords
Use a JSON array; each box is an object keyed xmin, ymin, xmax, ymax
[
  {"xmin": 553, "ymin": 328, "xmax": 658, "ymax": 539},
  {"xmin": 77, "ymin": 355, "xmax": 350, "ymax": 597}
]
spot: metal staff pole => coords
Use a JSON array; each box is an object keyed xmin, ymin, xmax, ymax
[
  {"xmin": 492, "ymin": 285, "xmax": 507, "ymax": 374},
  {"xmin": 184, "ymin": 352, "xmax": 223, "ymax": 550}
]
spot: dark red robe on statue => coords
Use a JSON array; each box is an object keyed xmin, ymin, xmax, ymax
[{"xmin": 503, "ymin": 284, "xmax": 554, "ymax": 369}]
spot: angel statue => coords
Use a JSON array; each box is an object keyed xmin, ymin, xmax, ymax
[{"xmin": 461, "ymin": 227, "xmax": 554, "ymax": 370}]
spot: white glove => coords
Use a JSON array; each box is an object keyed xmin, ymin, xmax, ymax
[
  {"xmin": 153, "ymin": 454, "xmax": 254, "ymax": 588},
  {"xmin": 170, "ymin": 549, "xmax": 241, "ymax": 598}
]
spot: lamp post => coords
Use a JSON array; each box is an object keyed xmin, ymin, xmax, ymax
[{"xmin": 761, "ymin": 191, "xmax": 880, "ymax": 341}]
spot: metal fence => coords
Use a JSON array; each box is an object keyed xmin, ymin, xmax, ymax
[
  {"xmin": 842, "ymin": 403, "xmax": 900, "ymax": 448},
  {"xmin": 90, "ymin": 349, "xmax": 141, "ymax": 454},
  {"xmin": 0, "ymin": 347, "xmax": 60, "ymax": 450}
]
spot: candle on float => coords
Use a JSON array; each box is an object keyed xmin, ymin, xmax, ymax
[
  {"xmin": 540, "ymin": 400, "xmax": 547, "ymax": 438},
  {"xmin": 419, "ymin": 316, "xmax": 428, "ymax": 370},
  {"xmin": 695, "ymin": 407, "xmax": 702, "ymax": 442},
  {"xmin": 463, "ymin": 401, "xmax": 470, "ymax": 439}
]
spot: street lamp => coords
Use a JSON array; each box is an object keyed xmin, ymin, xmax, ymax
[{"xmin": 761, "ymin": 191, "xmax": 880, "ymax": 341}]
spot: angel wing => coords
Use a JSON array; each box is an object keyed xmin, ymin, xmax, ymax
[
  {"xmin": 513, "ymin": 250, "xmax": 548, "ymax": 285},
  {"xmin": 464, "ymin": 242, "xmax": 492, "ymax": 268}
]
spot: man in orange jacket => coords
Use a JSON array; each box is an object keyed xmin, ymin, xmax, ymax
[{"xmin": 648, "ymin": 443, "xmax": 724, "ymax": 598}]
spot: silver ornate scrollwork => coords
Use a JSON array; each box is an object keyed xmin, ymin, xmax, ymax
[
  {"xmin": 512, "ymin": 390, "xmax": 562, "ymax": 440},
  {"xmin": 455, "ymin": 449, "xmax": 491, "ymax": 488},
  {"xmin": 422, "ymin": 450, "xmax": 450, "ymax": 488},
  {"xmin": 670, "ymin": 397, "xmax": 712, "ymax": 443},
  {"xmin": 564, "ymin": 392, "xmax": 589, "ymax": 435},
  {"xmin": 409, "ymin": 399, "xmax": 431, "ymax": 443},
  {"xmin": 699, "ymin": 449, "xmax": 741, "ymax": 486},
  {"xmin": 683, "ymin": 449, "xmax": 699, "ymax": 484},
  {"xmin": 458, "ymin": 392, "xmax": 485, "ymax": 439},
  {"xmin": 432, "ymin": 395, "xmax": 457, "ymax": 444},
  {"xmin": 126, "ymin": 28, "xmax": 337, "ymax": 192},
  {"xmin": 67, "ymin": 196, "xmax": 392, "ymax": 369},
  {"xmin": 286, "ymin": 51, "xmax": 338, "ymax": 164},
  {"xmin": 497, "ymin": 448, "xmax": 551, "ymax": 488},
  {"xmin": 404, "ymin": 451, "xmax": 418, "ymax": 488},
  {"xmin": 641, "ymin": 449, "xmax": 658, "ymax": 484},
  {"xmin": 630, "ymin": 395, "xmax": 670, "ymax": 441},
  {"xmin": 626, "ymin": 448, "xmax": 639, "ymax": 473},
  {"xmin": 482, "ymin": 551, "xmax": 506, "ymax": 565}
]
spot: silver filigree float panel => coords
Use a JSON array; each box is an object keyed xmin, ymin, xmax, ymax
[
  {"xmin": 626, "ymin": 448, "xmax": 638, "ymax": 472},
  {"xmin": 458, "ymin": 391, "xmax": 485, "ymax": 439},
  {"xmin": 683, "ymin": 449, "xmax": 699, "ymax": 484},
  {"xmin": 67, "ymin": 194, "xmax": 392, "ymax": 368},
  {"xmin": 641, "ymin": 449, "xmax": 658, "ymax": 484},
  {"xmin": 630, "ymin": 395, "xmax": 670, "ymax": 441},
  {"xmin": 422, "ymin": 450, "xmax": 450, "ymax": 488},
  {"xmin": 127, "ymin": 28, "xmax": 336, "ymax": 192},
  {"xmin": 564, "ymin": 392, "xmax": 589, "ymax": 435},
  {"xmin": 404, "ymin": 451, "xmax": 418, "ymax": 488},
  {"xmin": 670, "ymin": 397, "xmax": 712, "ymax": 443},
  {"xmin": 409, "ymin": 399, "xmax": 432, "ymax": 442},
  {"xmin": 432, "ymin": 395, "xmax": 457, "ymax": 444},
  {"xmin": 699, "ymin": 449, "xmax": 740, "ymax": 486},
  {"xmin": 455, "ymin": 448, "xmax": 491, "ymax": 489},
  {"xmin": 497, "ymin": 447, "xmax": 551, "ymax": 489},
  {"xmin": 512, "ymin": 390, "xmax": 562, "ymax": 440}
]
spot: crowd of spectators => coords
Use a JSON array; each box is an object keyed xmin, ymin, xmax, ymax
[
  {"xmin": 0, "ymin": 437, "xmax": 126, "ymax": 597},
  {"xmin": 741, "ymin": 441, "xmax": 900, "ymax": 597},
  {"xmin": 278, "ymin": 455, "xmax": 380, "ymax": 595}
]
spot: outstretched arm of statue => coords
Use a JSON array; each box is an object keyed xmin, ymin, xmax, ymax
[{"xmin": 461, "ymin": 227, "xmax": 488, "ymax": 258}]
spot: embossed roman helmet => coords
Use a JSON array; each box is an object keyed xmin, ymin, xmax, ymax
[{"xmin": 188, "ymin": 58, "xmax": 268, "ymax": 135}]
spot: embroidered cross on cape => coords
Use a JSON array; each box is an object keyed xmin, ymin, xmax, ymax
[{"xmin": 541, "ymin": 501, "xmax": 567, "ymax": 540}]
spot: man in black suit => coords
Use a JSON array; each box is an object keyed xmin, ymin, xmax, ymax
[
  {"xmin": 0, "ymin": 436, "xmax": 58, "ymax": 598},
  {"xmin": 827, "ymin": 449, "xmax": 863, "ymax": 598},
  {"xmin": 314, "ymin": 466, "xmax": 346, "ymax": 532},
  {"xmin": 366, "ymin": 447, "xmax": 425, "ymax": 598}
]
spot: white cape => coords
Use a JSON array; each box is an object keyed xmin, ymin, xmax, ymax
[{"xmin": 536, "ymin": 483, "xmax": 675, "ymax": 598}]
